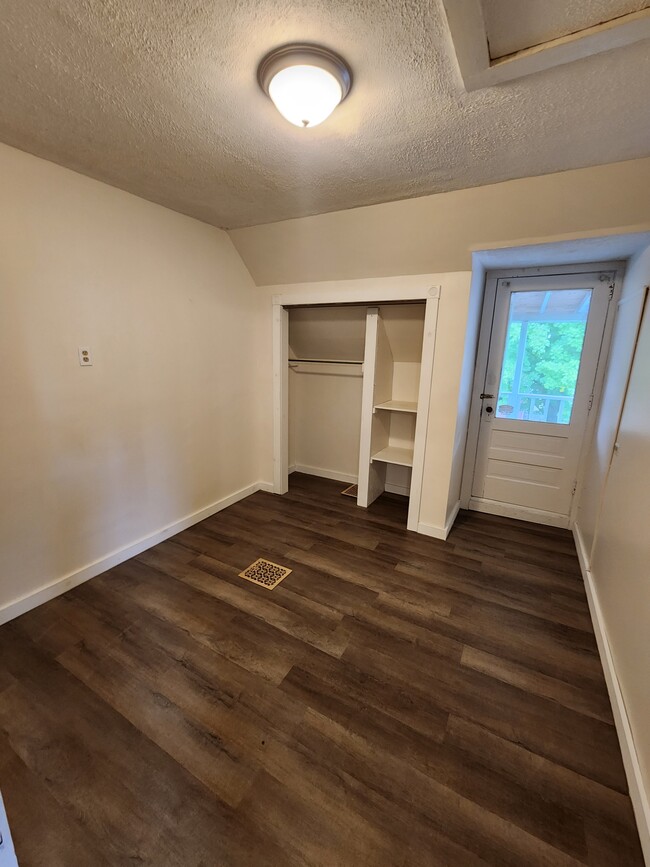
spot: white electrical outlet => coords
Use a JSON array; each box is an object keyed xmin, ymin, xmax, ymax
[{"xmin": 78, "ymin": 346, "xmax": 93, "ymax": 366}]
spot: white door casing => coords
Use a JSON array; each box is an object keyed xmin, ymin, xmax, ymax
[
  {"xmin": 272, "ymin": 283, "xmax": 440, "ymax": 535},
  {"xmin": 468, "ymin": 270, "xmax": 616, "ymax": 527}
]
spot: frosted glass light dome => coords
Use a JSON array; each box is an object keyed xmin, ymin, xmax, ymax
[
  {"xmin": 268, "ymin": 65, "xmax": 342, "ymax": 128},
  {"xmin": 258, "ymin": 44, "xmax": 352, "ymax": 129}
]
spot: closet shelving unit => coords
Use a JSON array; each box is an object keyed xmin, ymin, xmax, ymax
[
  {"xmin": 373, "ymin": 400, "xmax": 417, "ymax": 413},
  {"xmin": 357, "ymin": 304, "xmax": 430, "ymax": 529},
  {"xmin": 371, "ymin": 445, "xmax": 414, "ymax": 467}
]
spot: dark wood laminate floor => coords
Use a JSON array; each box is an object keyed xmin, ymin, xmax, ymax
[{"xmin": 0, "ymin": 474, "xmax": 643, "ymax": 866}]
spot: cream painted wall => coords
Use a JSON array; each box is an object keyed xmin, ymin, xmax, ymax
[
  {"xmin": 588, "ymin": 291, "xmax": 650, "ymax": 813},
  {"xmin": 289, "ymin": 368, "xmax": 363, "ymax": 480},
  {"xmin": 288, "ymin": 306, "xmax": 366, "ymax": 362},
  {"xmin": 0, "ymin": 143, "xmax": 262, "ymax": 617},
  {"xmin": 288, "ymin": 306, "xmax": 365, "ymax": 481},
  {"xmin": 230, "ymin": 157, "xmax": 650, "ymax": 286},
  {"xmin": 577, "ymin": 245, "xmax": 650, "ymax": 555},
  {"xmin": 574, "ymin": 243, "xmax": 650, "ymax": 854},
  {"xmin": 588, "ymin": 290, "xmax": 650, "ymax": 839}
]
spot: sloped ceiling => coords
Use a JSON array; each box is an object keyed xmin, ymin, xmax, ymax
[{"xmin": 0, "ymin": 0, "xmax": 649, "ymax": 228}]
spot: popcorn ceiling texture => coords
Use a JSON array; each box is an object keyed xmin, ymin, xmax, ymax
[{"xmin": 0, "ymin": 0, "xmax": 649, "ymax": 228}]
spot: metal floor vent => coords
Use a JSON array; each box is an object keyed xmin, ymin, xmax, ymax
[
  {"xmin": 238, "ymin": 558, "xmax": 292, "ymax": 590},
  {"xmin": 341, "ymin": 484, "xmax": 358, "ymax": 498}
]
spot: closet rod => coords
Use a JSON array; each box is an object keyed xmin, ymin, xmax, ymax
[{"xmin": 289, "ymin": 359, "xmax": 362, "ymax": 365}]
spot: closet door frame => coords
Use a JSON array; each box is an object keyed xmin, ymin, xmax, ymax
[
  {"xmin": 272, "ymin": 283, "xmax": 440, "ymax": 533},
  {"xmin": 407, "ymin": 297, "xmax": 439, "ymax": 530}
]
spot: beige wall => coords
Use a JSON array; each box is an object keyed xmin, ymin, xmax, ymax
[
  {"xmin": 574, "ymin": 244, "xmax": 650, "ymax": 838},
  {"xmin": 590, "ymin": 292, "xmax": 650, "ymax": 820},
  {"xmin": 287, "ymin": 306, "xmax": 366, "ymax": 481},
  {"xmin": 289, "ymin": 368, "xmax": 363, "ymax": 480},
  {"xmin": 230, "ymin": 157, "xmax": 650, "ymax": 286},
  {"xmin": 0, "ymin": 143, "xmax": 262, "ymax": 617},
  {"xmin": 577, "ymin": 247, "xmax": 650, "ymax": 554}
]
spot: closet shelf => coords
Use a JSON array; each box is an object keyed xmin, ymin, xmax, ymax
[
  {"xmin": 371, "ymin": 446, "xmax": 414, "ymax": 468},
  {"xmin": 374, "ymin": 400, "xmax": 417, "ymax": 414},
  {"xmin": 289, "ymin": 358, "xmax": 362, "ymax": 365}
]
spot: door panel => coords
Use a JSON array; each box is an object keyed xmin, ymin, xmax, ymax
[
  {"xmin": 489, "ymin": 429, "xmax": 568, "ymax": 463},
  {"xmin": 470, "ymin": 272, "xmax": 613, "ymax": 523}
]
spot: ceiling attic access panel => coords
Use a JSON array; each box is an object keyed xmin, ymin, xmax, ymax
[
  {"xmin": 483, "ymin": 0, "xmax": 649, "ymax": 59},
  {"xmin": 442, "ymin": 0, "xmax": 650, "ymax": 89}
]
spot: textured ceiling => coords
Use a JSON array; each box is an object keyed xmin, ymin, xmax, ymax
[{"xmin": 0, "ymin": 0, "xmax": 649, "ymax": 229}]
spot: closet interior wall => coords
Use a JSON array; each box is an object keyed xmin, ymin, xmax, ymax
[{"xmin": 288, "ymin": 306, "xmax": 366, "ymax": 483}]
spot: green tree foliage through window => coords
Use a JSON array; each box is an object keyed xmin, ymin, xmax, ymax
[
  {"xmin": 500, "ymin": 321, "xmax": 587, "ymax": 396},
  {"xmin": 497, "ymin": 291, "xmax": 590, "ymax": 424}
]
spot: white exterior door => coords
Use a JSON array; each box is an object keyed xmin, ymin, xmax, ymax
[{"xmin": 469, "ymin": 271, "xmax": 614, "ymax": 527}]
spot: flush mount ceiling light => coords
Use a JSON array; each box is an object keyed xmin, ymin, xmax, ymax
[{"xmin": 258, "ymin": 43, "xmax": 352, "ymax": 128}]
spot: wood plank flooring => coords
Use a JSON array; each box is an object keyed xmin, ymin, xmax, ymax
[{"xmin": 0, "ymin": 473, "xmax": 643, "ymax": 865}]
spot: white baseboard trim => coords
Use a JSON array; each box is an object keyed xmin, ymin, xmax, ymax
[
  {"xmin": 290, "ymin": 464, "xmax": 358, "ymax": 485},
  {"xmin": 573, "ymin": 523, "xmax": 650, "ymax": 865},
  {"xmin": 0, "ymin": 481, "xmax": 267, "ymax": 627},
  {"xmin": 446, "ymin": 499, "xmax": 462, "ymax": 535},
  {"xmin": 417, "ymin": 522, "xmax": 447, "ymax": 540},
  {"xmin": 417, "ymin": 501, "xmax": 460, "ymax": 541},
  {"xmin": 469, "ymin": 497, "xmax": 569, "ymax": 528},
  {"xmin": 290, "ymin": 465, "xmax": 406, "ymax": 496},
  {"xmin": 385, "ymin": 483, "xmax": 409, "ymax": 497}
]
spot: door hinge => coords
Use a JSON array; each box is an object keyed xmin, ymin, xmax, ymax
[
  {"xmin": 608, "ymin": 285, "xmax": 614, "ymax": 300},
  {"xmin": 572, "ymin": 480, "xmax": 578, "ymax": 496},
  {"xmin": 587, "ymin": 393, "xmax": 594, "ymax": 412}
]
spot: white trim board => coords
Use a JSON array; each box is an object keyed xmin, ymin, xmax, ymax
[
  {"xmin": 0, "ymin": 481, "xmax": 273, "ymax": 627},
  {"xmin": 273, "ymin": 304, "xmax": 289, "ymax": 494},
  {"xmin": 289, "ymin": 465, "xmax": 358, "ymax": 485},
  {"xmin": 573, "ymin": 524, "xmax": 650, "ymax": 865},
  {"xmin": 418, "ymin": 500, "xmax": 461, "ymax": 541},
  {"xmin": 407, "ymin": 295, "xmax": 439, "ymax": 532},
  {"xmin": 289, "ymin": 466, "xmax": 408, "ymax": 497},
  {"xmin": 272, "ymin": 283, "xmax": 440, "ymax": 307},
  {"xmin": 385, "ymin": 483, "xmax": 409, "ymax": 497},
  {"xmin": 468, "ymin": 497, "xmax": 570, "ymax": 529}
]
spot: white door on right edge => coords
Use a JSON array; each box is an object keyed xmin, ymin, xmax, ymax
[{"xmin": 470, "ymin": 271, "xmax": 614, "ymax": 526}]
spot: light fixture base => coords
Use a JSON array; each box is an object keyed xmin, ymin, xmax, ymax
[{"xmin": 257, "ymin": 43, "xmax": 352, "ymax": 102}]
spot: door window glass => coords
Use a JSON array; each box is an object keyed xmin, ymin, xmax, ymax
[{"xmin": 496, "ymin": 289, "xmax": 591, "ymax": 424}]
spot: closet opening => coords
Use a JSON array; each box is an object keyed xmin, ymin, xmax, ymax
[{"xmin": 273, "ymin": 292, "xmax": 438, "ymax": 532}]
